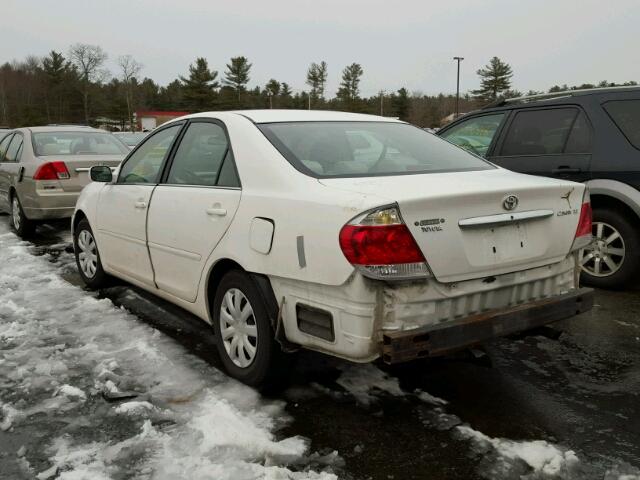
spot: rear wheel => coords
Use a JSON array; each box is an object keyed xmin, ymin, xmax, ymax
[
  {"xmin": 10, "ymin": 193, "xmax": 35, "ymax": 238},
  {"xmin": 212, "ymin": 270, "xmax": 286, "ymax": 388},
  {"xmin": 580, "ymin": 206, "xmax": 640, "ymax": 289},
  {"xmin": 74, "ymin": 218, "xmax": 109, "ymax": 288}
]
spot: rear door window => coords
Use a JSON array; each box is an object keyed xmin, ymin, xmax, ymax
[
  {"xmin": 4, "ymin": 134, "xmax": 23, "ymax": 163},
  {"xmin": 440, "ymin": 113, "xmax": 505, "ymax": 157},
  {"xmin": 0, "ymin": 134, "xmax": 14, "ymax": 162},
  {"xmin": 603, "ymin": 100, "xmax": 640, "ymax": 149},
  {"xmin": 500, "ymin": 108, "xmax": 579, "ymax": 156},
  {"xmin": 564, "ymin": 111, "xmax": 592, "ymax": 153}
]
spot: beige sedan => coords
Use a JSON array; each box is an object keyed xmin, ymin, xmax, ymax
[{"xmin": 0, "ymin": 126, "xmax": 128, "ymax": 237}]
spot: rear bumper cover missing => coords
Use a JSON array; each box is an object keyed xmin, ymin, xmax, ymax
[{"xmin": 381, "ymin": 287, "xmax": 594, "ymax": 364}]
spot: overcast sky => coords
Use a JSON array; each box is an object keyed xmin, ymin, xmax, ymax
[{"xmin": 2, "ymin": 0, "xmax": 638, "ymax": 97}]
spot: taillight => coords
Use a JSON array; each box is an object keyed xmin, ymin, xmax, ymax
[
  {"xmin": 571, "ymin": 189, "xmax": 593, "ymax": 251},
  {"xmin": 339, "ymin": 205, "xmax": 429, "ymax": 280},
  {"xmin": 33, "ymin": 161, "xmax": 70, "ymax": 180}
]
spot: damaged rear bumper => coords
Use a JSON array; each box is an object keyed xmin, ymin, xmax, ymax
[{"xmin": 381, "ymin": 287, "xmax": 594, "ymax": 364}]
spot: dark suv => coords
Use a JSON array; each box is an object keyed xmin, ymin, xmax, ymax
[{"xmin": 438, "ymin": 86, "xmax": 640, "ymax": 289}]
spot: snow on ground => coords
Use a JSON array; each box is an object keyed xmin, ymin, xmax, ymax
[{"xmin": 0, "ymin": 223, "xmax": 338, "ymax": 479}]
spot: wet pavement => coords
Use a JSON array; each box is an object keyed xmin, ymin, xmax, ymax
[{"xmin": 2, "ymin": 217, "xmax": 640, "ymax": 479}]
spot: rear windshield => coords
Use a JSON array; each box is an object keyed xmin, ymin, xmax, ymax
[
  {"xmin": 258, "ymin": 121, "xmax": 493, "ymax": 178},
  {"xmin": 603, "ymin": 100, "xmax": 640, "ymax": 149},
  {"xmin": 33, "ymin": 131, "xmax": 129, "ymax": 156}
]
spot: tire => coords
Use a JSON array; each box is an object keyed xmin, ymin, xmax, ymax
[
  {"xmin": 212, "ymin": 270, "xmax": 287, "ymax": 388},
  {"xmin": 74, "ymin": 218, "xmax": 109, "ymax": 289},
  {"xmin": 580, "ymin": 206, "xmax": 640, "ymax": 289},
  {"xmin": 10, "ymin": 193, "xmax": 35, "ymax": 238}
]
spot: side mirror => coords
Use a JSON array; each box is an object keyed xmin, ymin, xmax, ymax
[{"xmin": 90, "ymin": 165, "xmax": 113, "ymax": 182}]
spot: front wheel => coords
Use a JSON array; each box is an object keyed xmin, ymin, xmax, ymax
[
  {"xmin": 212, "ymin": 270, "xmax": 287, "ymax": 388},
  {"xmin": 74, "ymin": 218, "xmax": 109, "ymax": 289},
  {"xmin": 11, "ymin": 194, "xmax": 35, "ymax": 238},
  {"xmin": 580, "ymin": 206, "xmax": 640, "ymax": 289}
]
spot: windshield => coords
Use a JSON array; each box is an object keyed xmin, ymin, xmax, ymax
[
  {"xmin": 258, "ymin": 121, "xmax": 493, "ymax": 178},
  {"xmin": 34, "ymin": 131, "xmax": 130, "ymax": 156}
]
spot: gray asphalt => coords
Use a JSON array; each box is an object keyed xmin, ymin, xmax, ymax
[{"xmin": 3, "ymin": 218, "xmax": 640, "ymax": 479}]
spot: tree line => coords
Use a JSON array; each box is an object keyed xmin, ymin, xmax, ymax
[{"xmin": 0, "ymin": 45, "xmax": 636, "ymax": 130}]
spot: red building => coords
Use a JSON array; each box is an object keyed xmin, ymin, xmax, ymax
[{"xmin": 135, "ymin": 110, "xmax": 190, "ymax": 131}]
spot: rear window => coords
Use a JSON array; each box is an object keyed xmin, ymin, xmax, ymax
[
  {"xmin": 258, "ymin": 121, "xmax": 492, "ymax": 178},
  {"xmin": 603, "ymin": 100, "xmax": 640, "ymax": 149},
  {"xmin": 33, "ymin": 131, "xmax": 129, "ymax": 156}
]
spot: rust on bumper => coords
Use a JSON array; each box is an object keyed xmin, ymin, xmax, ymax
[{"xmin": 381, "ymin": 287, "xmax": 594, "ymax": 364}]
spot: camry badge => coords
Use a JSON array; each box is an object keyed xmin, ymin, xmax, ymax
[{"xmin": 502, "ymin": 194, "xmax": 519, "ymax": 211}]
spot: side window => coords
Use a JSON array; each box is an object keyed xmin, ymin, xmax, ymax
[
  {"xmin": 440, "ymin": 113, "xmax": 505, "ymax": 157},
  {"xmin": 216, "ymin": 150, "xmax": 241, "ymax": 187},
  {"xmin": 565, "ymin": 112, "xmax": 592, "ymax": 153},
  {"xmin": 603, "ymin": 100, "xmax": 640, "ymax": 150},
  {"xmin": 500, "ymin": 108, "xmax": 578, "ymax": 156},
  {"xmin": 0, "ymin": 134, "xmax": 14, "ymax": 162},
  {"xmin": 166, "ymin": 122, "xmax": 229, "ymax": 186},
  {"xmin": 4, "ymin": 134, "xmax": 23, "ymax": 163},
  {"xmin": 118, "ymin": 124, "xmax": 182, "ymax": 184}
]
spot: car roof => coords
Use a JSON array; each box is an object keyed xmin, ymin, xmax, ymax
[
  {"xmin": 483, "ymin": 85, "xmax": 640, "ymax": 110},
  {"xmin": 27, "ymin": 126, "xmax": 109, "ymax": 134},
  {"xmin": 180, "ymin": 109, "xmax": 403, "ymax": 124}
]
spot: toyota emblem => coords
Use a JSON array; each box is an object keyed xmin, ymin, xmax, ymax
[{"xmin": 502, "ymin": 194, "xmax": 519, "ymax": 211}]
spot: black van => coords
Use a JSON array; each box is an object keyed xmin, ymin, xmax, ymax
[{"xmin": 438, "ymin": 86, "xmax": 640, "ymax": 289}]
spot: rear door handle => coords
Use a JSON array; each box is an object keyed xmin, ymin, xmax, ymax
[
  {"xmin": 206, "ymin": 207, "xmax": 227, "ymax": 216},
  {"xmin": 134, "ymin": 201, "xmax": 147, "ymax": 209},
  {"xmin": 552, "ymin": 167, "xmax": 581, "ymax": 174}
]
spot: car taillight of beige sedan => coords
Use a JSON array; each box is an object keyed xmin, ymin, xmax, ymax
[{"xmin": 71, "ymin": 110, "xmax": 594, "ymax": 387}]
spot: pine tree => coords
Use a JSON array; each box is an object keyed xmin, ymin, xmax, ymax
[
  {"xmin": 392, "ymin": 87, "xmax": 410, "ymax": 121},
  {"xmin": 337, "ymin": 63, "xmax": 363, "ymax": 108},
  {"xmin": 306, "ymin": 61, "xmax": 328, "ymax": 104},
  {"xmin": 179, "ymin": 57, "xmax": 218, "ymax": 111},
  {"xmin": 472, "ymin": 57, "xmax": 513, "ymax": 101},
  {"xmin": 224, "ymin": 56, "xmax": 251, "ymax": 102}
]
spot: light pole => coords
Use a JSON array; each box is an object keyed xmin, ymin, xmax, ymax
[
  {"xmin": 379, "ymin": 90, "xmax": 385, "ymax": 116},
  {"xmin": 453, "ymin": 57, "xmax": 464, "ymax": 118}
]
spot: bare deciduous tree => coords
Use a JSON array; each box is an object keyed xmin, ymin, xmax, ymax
[
  {"xmin": 118, "ymin": 55, "xmax": 143, "ymax": 131},
  {"xmin": 68, "ymin": 43, "xmax": 108, "ymax": 124}
]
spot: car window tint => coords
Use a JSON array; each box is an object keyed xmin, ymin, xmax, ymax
[
  {"xmin": 216, "ymin": 151, "xmax": 241, "ymax": 187},
  {"xmin": 440, "ymin": 113, "xmax": 505, "ymax": 157},
  {"xmin": 33, "ymin": 132, "xmax": 129, "ymax": 156},
  {"xmin": 4, "ymin": 134, "xmax": 23, "ymax": 163},
  {"xmin": 564, "ymin": 112, "xmax": 592, "ymax": 154},
  {"xmin": 166, "ymin": 122, "xmax": 228, "ymax": 186},
  {"xmin": 501, "ymin": 108, "xmax": 577, "ymax": 156},
  {"xmin": 0, "ymin": 134, "xmax": 13, "ymax": 161},
  {"xmin": 118, "ymin": 125, "xmax": 181, "ymax": 184},
  {"xmin": 603, "ymin": 100, "xmax": 640, "ymax": 149}
]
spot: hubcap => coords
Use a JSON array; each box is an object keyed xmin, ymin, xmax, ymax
[
  {"xmin": 12, "ymin": 197, "xmax": 20, "ymax": 230},
  {"xmin": 77, "ymin": 230, "xmax": 98, "ymax": 279},
  {"xmin": 580, "ymin": 221, "xmax": 625, "ymax": 277},
  {"xmin": 219, "ymin": 288, "xmax": 258, "ymax": 368}
]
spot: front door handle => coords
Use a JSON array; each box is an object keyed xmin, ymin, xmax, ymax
[
  {"xmin": 206, "ymin": 207, "xmax": 227, "ymax": 216},
  {"xmin": 552, "ymin": 166, "xmax": 581, "ymax": 174},
  {"xmin": 134, "ymin": 201, "xmax": 147, "ymax": 209}
]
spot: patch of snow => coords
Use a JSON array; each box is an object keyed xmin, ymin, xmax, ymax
[
  {"xmin": 0, "ymin": 223, "xmax": 338, "ymax": 479},
  {"xmin": 336, "ymin": 363, "xmax": 404, "ymax": 405},
  {"xmin": 457, "ymin": 425, "xmax": 580, "ymax": 478},
  {"xmin": 55, "ymin": 385, "xmax": 87, "ymax": 401}
]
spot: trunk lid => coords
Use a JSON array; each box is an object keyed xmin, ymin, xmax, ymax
[
  {"xmin": 321, "ymin": 169, "xmax": 585, "ymax": 283},
  {"xmin": 37, "ymin": 155, "xmax": 124, "ymax": 192}
]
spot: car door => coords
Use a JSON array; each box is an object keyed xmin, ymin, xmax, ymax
[
  {"xmin": 490, "ymin": 107, "xmax": 592, "ymax": 182},
  {"xmin": 439, "ymin": 112, "xmax": 507, "ymax": 158},
  {"xmin": 95, "ymin": 123, "xmax": 183, "ymax": 286},
  {"xmin": 0, "ymin": 133, "xmax": 15, "ymax": 210},
  {"xmin": 146, "ymin": 119, "xmax": 242, "ymax": 302}
]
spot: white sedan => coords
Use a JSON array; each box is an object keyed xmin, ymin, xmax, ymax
[{"xmin": 72, "ymin": 110, "xmax": 594, "ymax": 386}]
